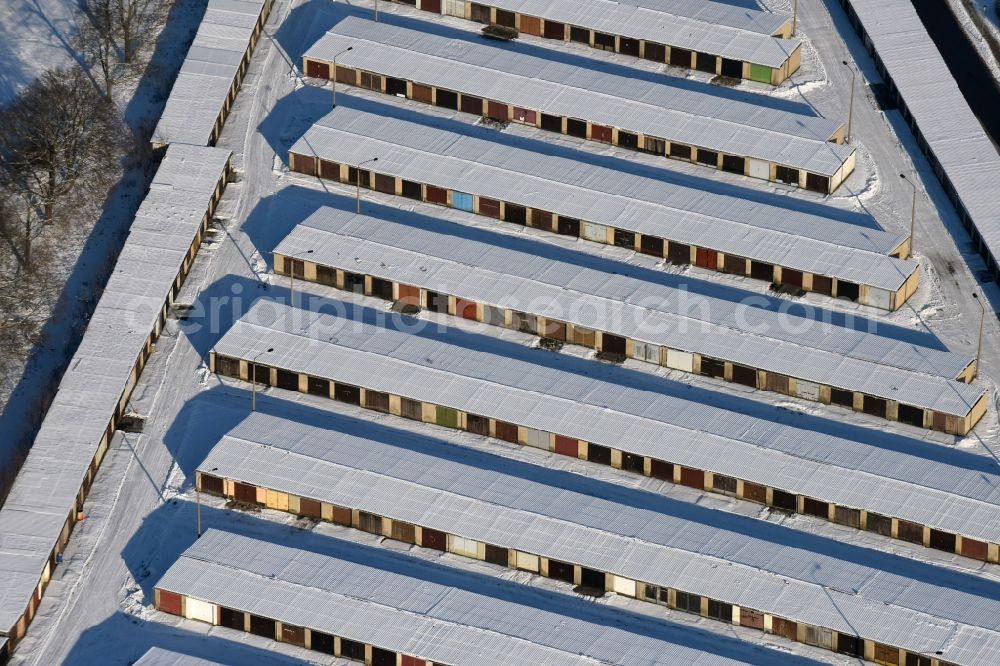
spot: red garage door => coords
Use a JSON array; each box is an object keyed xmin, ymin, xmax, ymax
[
  {"xmin": 456, "ymin": 298, "xmax": 477, "ymax": 320},
  {"xmin": 158, "ymin": 590, "xmax": 183, "ymax": 616},
  {"xmin": 305, "ymin": 60, "xmax": 330, "ymax": 79},
  {"xmin": 591, "ymin": 124, "xmax": 613, "ymax": 143},
  {"xmin": 695, "ymin": 248, "xmax": 718, "ymax": 270},
  {"xmin": 554, "ymin": 435, "xmax": 578, "ymax": 456}
]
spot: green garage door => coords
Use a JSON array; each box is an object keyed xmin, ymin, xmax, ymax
[
  {"xmin": 436, "ymin": 405, "xmax": 459, "ymax": 428},
  {"xmin": 749, "ymin": 63, "xmax": 772, "ymax": 83}
]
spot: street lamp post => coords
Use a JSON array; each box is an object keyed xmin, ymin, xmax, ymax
[
  {"xmin": 288, "ymin": 250, "xmax": 313, "ymax": 309},
  {"xmin": 332, "ymin": 47, "xmax": 352, "ymax": 108},
  {"xmin": 196, "ymin": 467, "xmax": 218, "ymax": 538},
  {"xmin": 792, "ymin": 0, "xmax": 798, "ymax": 37},
  {"xmin": 250, "ymin": 347, "xmax": 274, "ymax": 412},
  {"xmin": 355, "ymin": 157, "xmax": 379, "ymax": 214},
  {"xmin": 841, "ymin": 60, "xmax": 856, "ymax": 144},
  {"xmin": 900, "ymin": 173, "xmax": 917, "ymax": 258},
  {"xmin": 973, "ymin": 293, "xmax": 986, "ymax": 380},
  {"xmin": 374, "ymin": 0, "xmax": 379, "ymax": 22}
]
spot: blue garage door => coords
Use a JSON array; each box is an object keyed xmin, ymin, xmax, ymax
[{"xmin": 453, "ymin": 191, "xmax": 474, "ymax": 212}]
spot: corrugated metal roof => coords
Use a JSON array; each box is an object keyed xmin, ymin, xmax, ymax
[
  {"xmin": 845, "ymin": 0, "xmax": 1000, "ymax": 280},
  {"xmin": 214, "ymin": 301, "xmax": 1000, "ymax": 544},
  {"xmin": 617, "ymin": 0, "xmax": 789, "ymax": 35},
  {"xmin": 0, "ymin": 145, "xmax": 232, "ymax": 634},
  {"xmin": 291, "ymin": 106, "xmax": 914, "ymax": 291},
  {"xmin": 305, "ymin": 18, "xmax": 854, "ymax": 176},
  {"xmin": 153, "ymin": 0, "xmax": 268, "ymax": 146},
  {"xmin": 159, "ymin": 530, "xmax": 825, "ymax": 666},
  {"xmin": 200, "ymin": 412, "xmax": 1000, "ymax": 665},
  {"xmin": 134, "ymin": 648, "xmax": 226, "ymax": 666},
  {"xmin": 473, "ymin": 0, "xmax": 797, "ymax": 67},
  {"xmin": 275, "ymin": 207, "xmax": 974, "ymax": 410}
]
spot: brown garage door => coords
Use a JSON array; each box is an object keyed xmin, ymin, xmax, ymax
[
  {"xmin": 679, "ymin": 467, "xmax": 704, "ymax": 489},
  {"xmin": 234, "ymin": 482, "xmax": 258, "ymax": 504},
  {"xmin": 422, "ymin": 527, "xmax": 447, "ymax": 551},
  {"xmin": 520, "ymin": 15, "xmax": 541, "ymax": 36},
  {"xmin": 601, "ymin": 333, "xmax": 627, "ymax": 355}
]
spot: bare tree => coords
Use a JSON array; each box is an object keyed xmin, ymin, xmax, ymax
[
  {"xmin": 0, "ymin": 67, "xmax": 124, "ymax": 269},
  {"xmin": 78, "ymin": 0, "xmax": 122, "ymax": 98},
  {"xmin": 115, "ymin": 0, "xmax": 166, "ymax": 64}
]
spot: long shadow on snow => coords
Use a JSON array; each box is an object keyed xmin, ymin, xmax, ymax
[{"xmin": 62, "ymin": 611, "xmax": 310, "ymax": 666}]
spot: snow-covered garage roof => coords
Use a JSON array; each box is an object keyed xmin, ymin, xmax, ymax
[
  {"xmin": 158, "ymin": 529, "xmax": 822, "ymax": 666},
  {"xmin": 290, "ymin": 106, "xmax": 915, "ymax": 293},
  {"xmin": 153, "ymin": 0, "xmax": 270, "ymax": 146},
  {"xmin": 844, "ymin": 0, "xmax": 1000, "ymax": 283},
  {"xmin": 134, "ymin": 648, "xmax": 226, "ymax": 666},
  {"xmin": 274, "ymin": 206, "xmax": 978, "ymax": 412},
  {"xmin": 213, "ymin": 301, "xmax": 1000, "ymax": 547},
  {"xmin": 466, "ymin": 0, "xmax": 798, "ymax": 68},
  {"xmin": 0, "ymin": 145, "xmax": 232, "ymax": 635},
  {"xmin": 305, "ymin": 18, "xmax": 853, "ymax": 176},
  {"xmin": 199, "ymin": 412, "xmax": 1000, "ymax": 666},
  {"xmin": 617, "ymin": 0, "xmax": 791, "ymax": 35}
]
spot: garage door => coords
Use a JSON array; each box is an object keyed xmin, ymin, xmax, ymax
[
  {"xmin": 748, "ymin": 158, "xmax": 770, "ymax": 180},
  {"xmin": 749, "ymin": 63, "xmax": 772, "ymax": 83},
  {"xmin": 666, "ymin": 350, "xmax": 694, "ymax": 372}
]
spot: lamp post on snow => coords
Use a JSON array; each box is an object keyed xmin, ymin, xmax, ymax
[
  {"xmin": 250, "ymin": 347, "xmax": 274, "ymax": 412},
  {"xmin": 332, "ymin": 47, "xmax": 352, "ymax": 108},
  {"xmin": 288, "ymin": 249, "xmax": 313, "ymax": 309},
  {"xmin": 841, "ymin": 60, "xmax": 856, "ymax": 144},
  {"xmin": 792, "ymin": 0, "xmax": 798, "ymax": 37},
  {"xmin": 899, "ymin": 173, "xmax": 918, "ymax": 258},
  {"xmin": 355, "ymin": 157, "xmax": 379, "ymax": 214},
  {"xmin": 196, "ymin": 467, "xmax": 218, "ymax": 538},
  {"xmin": 973, "ymin": 293, "xmax": 986, "ymax": 381}
]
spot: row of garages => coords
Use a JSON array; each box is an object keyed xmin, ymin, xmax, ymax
[
  {"xmin": 289, "ymin": 107, "xmax": 915, "ymax": 310},
  {"xmin": 839, "ymin": 0, "xmax": 1000, "ymax": 286},
  {"xmin": 209, "ymin": 301, "xmax": 1000, "ymax": 564},
  {"xmin": 387, "ymin": 0, "xmax": 801, "ymax": 84},
  {"xmin": 156, "ymin": 529, "xmax": 809, "ymax": 666},
  {"xmin": 184, "ymin": 412, "xmax": 998, "ymax": 666},
  {"xmin": 153, "ymin": 0, "xmax": 273, "ymax": 147},
  {"xmin": 0, "ymin": 145, "xmax": 234, "ymax": 652},
  {"xmin": 272, "ymin": 206, "xmax": 984, "ymax": 432},
  {"xmin": 0, "ymin": 0, "xmax": 275, "ymax": 652},
  {"xmin": 303, "ymin": 17, "xmax": 856, "ymax": 192}
]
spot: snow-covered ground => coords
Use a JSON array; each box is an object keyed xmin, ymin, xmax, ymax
[
  {"xmin": 8, "ymin": 0, "xmax": 1000, "ymax": 663},
  {"xmin": 0, "ymin": 0, "xmax": 80, "ymax": 102},
  {"xmin": 0, "ymin": 0, "xmax": 207, "ymax": 495},
  {"xmin": 947, "ymin": 0, "xmax": 1000, "ymax": 84}
]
